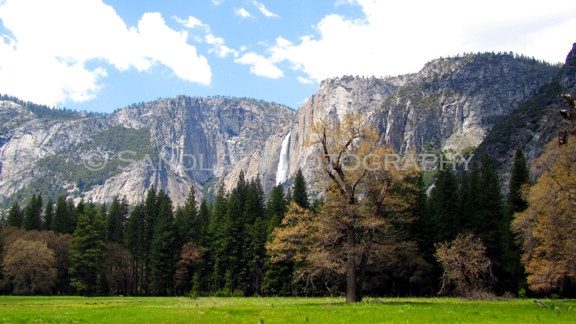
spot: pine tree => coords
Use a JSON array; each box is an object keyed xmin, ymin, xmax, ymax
[
  {"xmin": 429, "ymin": 167, "xmax": 460, "ymax": 243},
  {"xmin": 507, "ymin": 149, "xmax": 530, "ymax": 215},
  {"xmin": 69, "ymin": 203, "xmax": 106, "ymax": 296},
  {"xmin": 292, "ymin": 169, "xmax": 309, "ymax": 209},
  {"xmin": 221, "ymin": 185, "xmax": 245, "ymax": 292},
  {"xmin": 240, "ymin": 178, "xmax": 266, "ymax": 295},
  {"xmin": 106, "ymin": 196, "xmax": 128, "ymax": 244},
  {"xmin": 6, "ymin": 202, "xmax": 24, "ymax": 228},
  {"xmin": 263, "ymin": 184, "xmax": 293, "ymax": 296},
  {"xmin": 198, "ymin": 199, "xmax": 210, "ymax": 246},
  {"xmin": 175, "ymin": 187, "xmax": 198, "ymax": 246},
  {"xmin": 67, "ymin": 199, "xmax": 77, "ymax": 234},
  {"xmin": 174, "ymin": 206, "xmax": 186, "ymax": 249},
  {"xmin": 503, "ymin": 149, "xmax": 530, "ymax": 293},
  {"xmin": 52, "ymin": 196, "xmax": 69, "ymax": 234},
  {"xmin": 209, "ymin": 183, "xmax": 228, "ymax": 292},
  {"xmin": 23, "ymin": 194, "xmax": 43, "ymax": 231},
  {"xmin": 125, "ymin": 204, "xmax": 146, "ymax": 295},
  {"xmin": 475, "ymin": 155, "xmax": 505, "ymax": 256},
  {"xmin": 266, "ymin": 184, "xmax": 287, "ymax": 221},
  {"xmin": 461, "ymin": 162, "xmax": 480, "ymax": 232},
  {"xmin": 142, "ymin": 186, "xmax": 157, "ymax": 294},
  {"xmin": 43, "ymin": 198, "xmax": 54, "ymax": 231},
  {"xmin": 97, "ymin": 270, "xmax": 110, "ymax": 296},
  {"xmin": 149, "ymin": 190, "xmax": 177, "ymax": 296}
]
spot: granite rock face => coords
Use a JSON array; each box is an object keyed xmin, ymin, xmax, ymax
[
  {"xmin": 270, "ymin": 53, "xmax": 560, "ymax": 186},
  {"xmin": 0, "ymin": 96, "xmax": 294, "ymax": 206},
  {"xmin": 0, "ymin": 50, "xmax": 568, "ymax": 206}
]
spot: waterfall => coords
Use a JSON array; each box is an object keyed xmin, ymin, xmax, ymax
[{"xmin": 275, "ymin": 131, "xmax": 291, "ymax": 185}]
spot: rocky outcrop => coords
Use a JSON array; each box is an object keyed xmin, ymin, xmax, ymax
[
  {"xmin": 0, "ymin": 50, "xmax": 568, "ymax": 207},
  {"xmin": 475, "ymin": 43, "xmax": 576, "ymax": 188},
  {"xmin": 265, "ymin": 53, "xmax": 560, "ymax": 186},
  {"xmin": 0, "ymin": 96, "xmax": 294, "ymax": 207}
]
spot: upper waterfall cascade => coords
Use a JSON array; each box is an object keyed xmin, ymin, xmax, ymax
[{"xmin": 275, "ymin": 131, "xmax": 291, "ymax": 185}]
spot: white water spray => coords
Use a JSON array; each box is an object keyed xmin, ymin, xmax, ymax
[{"xmin": 275, "ymin": 131, "xmax": 291, "ymax": 185}]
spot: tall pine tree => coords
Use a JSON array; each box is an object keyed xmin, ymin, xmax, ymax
[
  {"xmin": 43, "ymin": 198, "xmax": 54, "ymax": 231},
  {"xmin": 69, "ymin": 203, "xmax": 106, "ymax": 296},
  {"xmin": 149, "ymin": 190, "xmax": 177, "ymax": 296},
  {"xmin": 292, "ymin": 168, "xmax": 309, "ymax": 209},
  {"xmin": 429, "ymin": 167, "xmax": 460, "ymax": 243},
  {"xmin": 504, "ymin": 149, "xmax": 531, "ymax": 293},
  {"xmin": 6, "ymin": 202, "xmax": 24, "ymax": 228},
  {"xmin": 23, "ymin": 194, "xmax": 43, "ymax": 231}
]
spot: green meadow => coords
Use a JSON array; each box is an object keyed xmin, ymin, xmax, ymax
[{"xmin": 0, "ymin": 297, "xmax": 575, "ymax": 323}]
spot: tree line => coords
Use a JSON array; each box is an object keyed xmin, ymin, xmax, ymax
[{"xmin": 1, "ymin": 112, "xmax": 574, "ymax": 299}]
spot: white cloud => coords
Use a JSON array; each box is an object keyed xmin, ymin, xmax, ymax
[
  {"xmin": 296, "ymin": 76, "xmax": 313, "ymax": 84},
  {"xmin": 173, "ymin": 15, "xmax": 238, "ymax": 59},
  {"xmin": 252, "ymin": 1, "xmax": 279, "ymax": 18},
  {"xmin": 235, "ymin": 52, "xmax": 283, "ymax": 78},
  {"xmin": 205, "ymin": 34, "xmax": 238, "ymax": 58},
  {"xmin": 174, "ymin": 15, "xmax": 207, "ymax": 29},
  {"xmin": 212, "ymin": 0, "xmax": 224, "ymax": 5},
  {"xmin": 0, "ymin": 0, "xmax": 211, "ymax": 106},
  {"xmin": 275, "ymin": 37, "xmax": 292, "ymax": 48},
  {"xmin": 263, "ymin": 0, "xmax": 576, "ymax": 82},
  {"xmin": 234, "ymin": 7, "xmax": 254, "ymax": 19}
]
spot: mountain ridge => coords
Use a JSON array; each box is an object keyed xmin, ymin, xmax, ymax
[{"xmin": 0, "ymin": 49, "xmax": 570, "ymax": 207}]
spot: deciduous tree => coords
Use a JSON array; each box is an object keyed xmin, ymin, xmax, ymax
[
  {"xmin": 2, "ymin": 238, "xmax": 56, "ymax": 295},
  {"xmin": 434, "ymin": 233, "xmax": 495, "ymax": 299},
  {"xmin": 269, "ymin": 114, "xmax": 411, "ymax": 302},
  {"xmin": 512, "ymin": 139, "xmax": 576, "ymax": 293}
]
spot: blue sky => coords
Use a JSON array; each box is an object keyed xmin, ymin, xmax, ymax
[{"xmin": 1, "ymin": 0, "xmax": 575, "ymax": 113}]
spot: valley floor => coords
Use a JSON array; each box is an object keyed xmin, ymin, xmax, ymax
[{"xmin": 0, "ymin": 296, "xmax": 574, "ymax": 323}]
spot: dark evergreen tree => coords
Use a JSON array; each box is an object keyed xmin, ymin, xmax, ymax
[
  {"xmin": 507, "ymin": 149, "xmax": 530, "ymax": 215},
  {"xmin": 475, "ymin": 155, "xmax": 505, "ymax": 256},
  {"xmin": 220, "ymin": 184, "xmax": 245, "ymax": 292},
  {"xmin": 263, "ymin": 184, "xmax": 293, "ymax": 296},
  {"xmin": 142, "ymin": 186, "xmax": 157, "ymax": 294},
  {"xmin": 125, "ymin": 204, "xmax": 146, "ymax": 295},
  {"xmin": 175, "ymin": 187, "xmax": 198, "ymax": 247},
  {"xmin": 23, "ymin": 194, "xmax": 43, "ymax": 231},
  {"xmin": 243, "ymin": 216, "xmax": 268, "ymax": 296},
  {"xmin": 67, "ymin": 199, "xmax": 77, "ymax": 234},
  {"xmin": 197, "ymin": 199, "xmax": 211, "ymax": 246},
  {"xmin": 208, "ymin": 183, "xmax": 228, "ymax": 292},
  {"xmin": 6, "ymin": 202, "xmax": 24, "ymax": 228},
  {"xmin": 504, "ymin": 149, "xmax": 531, "ymax": 293},
  {"xmin": 266, "ymin": 184, "xmax": 287, "ymax": 221},
  {"xmin": 52, "ymin": 195, "xmax": 69, "ymax": 234},
  {"xmin": 174, "ymin": 206, "xmax": 186, "ymax": 248},
  {"xmin": 149, "ymin": 190, "xmax": 177, "ymax": 296},
  {"xmin": 106, "ymin": 196, "xmax": 128, "ymax": 244},
  {"xmin": 292, "ymin": 168, "xmax": 309, "ymax": 209},
  {"xmin": 474, "ymin": 155, "xmax": 508, "ymax": 292},
  {"xmin": 42, "ymin": 198, "xmax": 54, "ymax": 231},
  {"xmin": 429, "ymin": 167, "xmax": 460, "ymax": 243},
  {"xmin": 97, "ymin": 270, "xmax": 110, "ymax": 296},
  {"xmin": 69, "ymin": 203, "xmax": 106, "ymax": 296},
  {"xmin": 461, "ymin": 162, "xmax": 480, "ymax": 232}
]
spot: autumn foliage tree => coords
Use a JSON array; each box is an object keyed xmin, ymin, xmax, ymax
[
  {"xmin": 434, "ymin": 233, "xmax": 495, "ymax": 299},
  {"xmin": 268, "ymin": 114, "xmax": 413, "ymax": 302},
  {"xmin": 2, "ymin": 238, "xmax": 56, "ymax": 295},
  {"xmin": 512, "ymin": 139, "xmax": 576, "ymax": 293}
]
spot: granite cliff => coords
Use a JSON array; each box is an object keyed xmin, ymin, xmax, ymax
[{"xmin": 1, "ymin": 48, "xmax": 572, "ymax": 206}]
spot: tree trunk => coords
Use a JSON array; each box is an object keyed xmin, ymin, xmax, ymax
[
  {"xmin": 346, "ymin": 226, "xmax": 359, "ymax": 302},
  {"xmin": 356, "ymin": 230, "xmax": 373, "ymax": 302}
]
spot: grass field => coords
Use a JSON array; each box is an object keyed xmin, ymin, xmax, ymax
[{"xmin": 0, "ymin": 296, "xmax": 575, "ymax": 323}]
